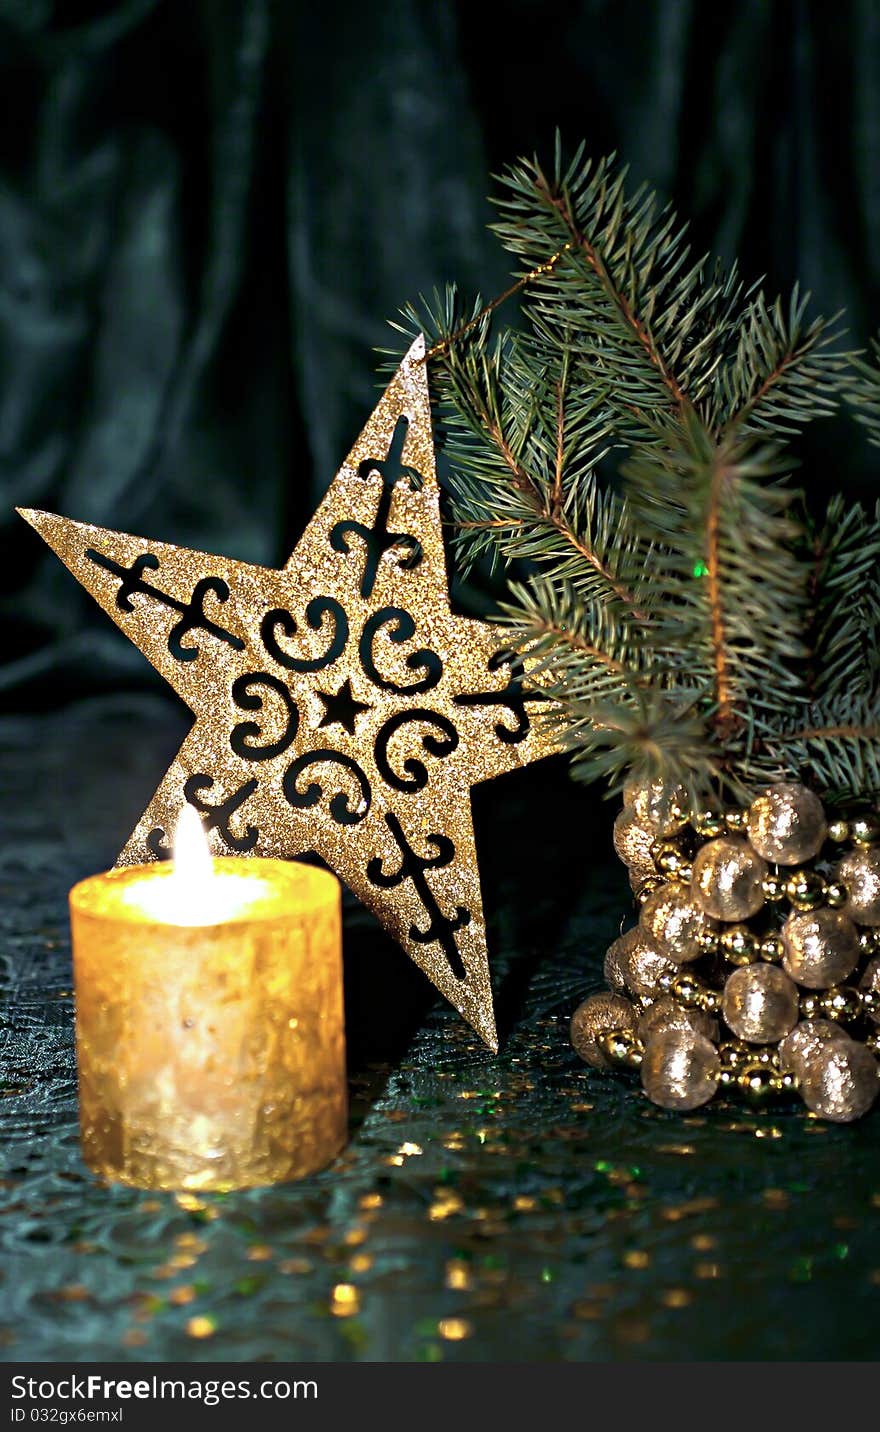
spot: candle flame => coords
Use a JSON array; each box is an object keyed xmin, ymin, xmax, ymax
[{"xmin": 174, "ymin": 805, "xmax": 213, "ymax": 885}]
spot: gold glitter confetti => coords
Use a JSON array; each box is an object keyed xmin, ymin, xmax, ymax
[
  {"xmin": 623, "ymin": 1250, "xmax": 651, "ymax": 1269},
  {"xmin": 691, "ymin": 1234, "xmax": 717, "ymax": 1251},
  {"xmin": 438, "ymin": 1317, "xmax": 472, "ymax": 1341},
  {"xmin": 279, "ymin": 1258, "xmax": 313, "ymax": 1275},
  {"xmin": 168, "ymin": 1285, "xmax": 197, "ymax": 1306},
  {"xmin": 398, "ymin": 1141, "xmax": 423, "ymax": 1157},
  {"xmin": 358, "ymin": 1194, "xmax": 383, "ymax": 1211},
  {"xmin": 661, "ymin": 1288, "xmax": 693, "ymax": 1308},
  {"xmin": 695, "ymin": 1262, "xmax": 724, "ymax": 1279},
  {"xmin": 174, "ymin": 1194, "xmax": 207, "ymax": 1213},
  {"xmin": 246, "ymin": 1245, "xmax": 273, "ymax": 1262},
  {"xmin": 444, "ymin": 1260, "xmax": 472, "ymax": 1291},
  {"xmin": 174, "ymin": 1234, "xmax": 207, "ymax": 1251},
  {"xmin": 428, "ymin": 1190, "xmax": 465, "ymax": 1221},
  {"xmin": 19, "ymin": 338, "xmax": 559, "ymax": 1048},
  {"xmin": 763, "ymin": 1189, "xmax": 790, "ymax": 1210},
  {"xmin": 55, "ymin": 1284, "xmax": 90, "ymax": 1303},
  {"xmin": 185, "ymin": 1316, "xmax": 216, "ymax": 1339},
  {"xmin": 330, "ymin": 1283, "xmax": 360, "ymax": 1317},
  {"xmin": 349, "ymin": 1254, "xmax": 373, "ymax": 1274}
]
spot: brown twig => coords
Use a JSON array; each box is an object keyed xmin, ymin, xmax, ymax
[
  {"xmin": 552, "ymin": 376, "xmax": 565, "ymax": 517},
  {"xmin": 476, "ymin": 404, "xmax": 648, "ymax": 620},
  {"xmin": 534, "ymin": 176, "xmax": 689, "ymax": 414},
  {"xmin": 704, "ymin": 453, "xmax": 738, "ymax": 737},
  {"xmin": 773, "ymin": 724, "xmax": 880, "ymax": 743}
]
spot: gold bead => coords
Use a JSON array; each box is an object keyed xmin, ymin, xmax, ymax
[
  {"xmin": 818, "ymin": 986, "xmax": 862, "ymax": 1024},
  {"xmin": 859, "ymin": 928, "xmax": 880, "ymax": 955},
  {"xmin": 827, "ymin": 818, "xmax": 849, "ymax": 844},
  {"xmin": 656, "ymin": 968, "xmax": 677, "ymax": 993},
  {"xmin": 724, "ymin": 809, "xmax": 749, "ymax": 832},
  {"xmin": 736, "ymin": 1064, "xmax": 775, "ymax": 1102},
  {"xmin": 718, "ymin": 1039, "xmax": 749, "ymax": 1068},
  {"xmin": 597, "ymin": 1028, "xmax": 644, "ymax": 1067},
  {"xmin": 859, "ymin": 987, "xmax": 880, "ymax": 1018},
  {"xmin": 635, "ymin": 876, "xmax": 665, "ymax": 905},
  {"xmin": 699, "ymin": 988, "xmax": 722, "ymax": 1014},
  {"xmin": 760, "ymin": 934, "xmax": 785, "ymax": 963},
  {"xmin": 824, "ymin": 881, "xmax": 848, "ymax": 909},
  {"xmin": 693, "ymin": 812, "xmax": 725, "ymax": 838},
  {"xmin": 784, "ymin": 869, "xmax": 826, "ymax": 912},
  {"xmin": 695, "ymin": 927, "xmax": 720, "ymax": 955},
  {"xmin": 850, "ymin": 815, "xmax": 880, "ymax": 845},
  {"xmin": 571, "ymin": 994, "xmax": 639, "ymax": 1068},
  {"xmin": 674, "ymin": 862, "xmax": 694, "ymax": 885},
  {"xmin": 762, "ymin": 873, "xmax": 786, "ymax": 902},
  {"xmin": 799, "ymin": 991, "xmax": 823, "ymax": 1020},
  {"xmin": 719, "ymin": 925, "xmax": 760, "ymax": 965},
  {"xmin": 865, "ymin": 1029, "xmax": 880, "ymax": 1057},
  {"xmin": 777, "ymin": 1069, "xmax": 799, "ymax": 1093},
  {"xmin": 655, "ymin": 843, "xmax": 687, "ymax": 876},
  {"xmin": 672, "ymin": 973, "xmax": 704, "ymax": 1007}
]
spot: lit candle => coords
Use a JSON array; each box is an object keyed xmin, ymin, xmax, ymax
[{"xmin": 68, "ymin": 809, "xmax": 346, "ymax": 1191}]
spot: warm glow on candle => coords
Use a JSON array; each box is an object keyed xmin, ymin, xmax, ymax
[
  {"xmin": 69, "ymin": 845, "xmax": 346, "ymax": 1190},
  {"xmin": 123, "ymin": 805, "xmax": 270, "ymax": 925}
]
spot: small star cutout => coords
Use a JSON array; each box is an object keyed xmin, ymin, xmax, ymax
[
  {"xmin": 19, "ymin": 337, "xmax": 560, "ymax": 1049},
  {"xmin": 317, "ymin": 678, "xmax": 372, "ymax": 736}
]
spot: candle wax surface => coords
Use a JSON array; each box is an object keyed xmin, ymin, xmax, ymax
[{"xmin": 69, "ymin": 857, "xmax": 347, "ymax": 1191}]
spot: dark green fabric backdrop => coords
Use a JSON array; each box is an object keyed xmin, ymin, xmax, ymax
[{"xmin": 2, "ymin": 0, "xmax": 879, "ymax": 705}]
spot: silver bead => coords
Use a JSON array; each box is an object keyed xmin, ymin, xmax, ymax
[
  {"xmin": 781, "ymin": 909, "xmax": 861, "ymax": 990},
  {"xmin": 640, "ymin": 885, "xmax": 718, "ymax": 965},
  {"xmin": 604, "ymin": 927, "xmax": 639, "ymax": 993},
  {"xmin": 628, "ymin": 781, "xmax": 688, "ymax": 836},
  {"xmin": 777, "ymin": 1019, "xmax": 850, "ymax": 1077},
  {"xmin": 637, "ymin": 995, "xmax": 718, "ymax": 1044},
  {"xmin": 798, "ymin": 1039, "xmax": 879, "ymax": 1123},
  {"xmin": 746, "ymin": 783, "xmax": 827, "ymax": 866},
  {"xmin": 721, "ymin": 964, "xmax": 799, "ymax": 1044},
  {"xmin": 837, "ymin": 848, "xmax": 880, "ymax": 927},
  {"xmin": 612, "ymin": 927, "xmax": 678, "ymax": 1001},
  {"xmin": 570, "ymin": 992, "xmax": 638, "ymax": 1069},
  {"xmin": 640, "ymin": 1029, "xmax": 721, "ymax": 1111},
  {"xmin": 612, "ymin": 806, "xmax": 657, "ymax": 886},
  {"xmin": 858, "ymin": 957, "xmax": 880, "ymax": 1026},
  {"xmin": 691, "ymin": 837, "xmax": 768, "ymax": 921}
]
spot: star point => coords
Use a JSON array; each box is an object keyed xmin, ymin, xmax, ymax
[{"xmin": 20, "ymin": 337, "xmax": 560, "ymax": 1049}]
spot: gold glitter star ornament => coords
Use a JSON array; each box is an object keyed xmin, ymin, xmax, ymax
[{"xmin": 19, "ymin": 337, "xmax": 559, "ymax": 1050}]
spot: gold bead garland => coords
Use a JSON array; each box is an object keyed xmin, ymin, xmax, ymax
[{"xmin": 571, "ymin": 781, "xmax": 880, "ymax": 1122}]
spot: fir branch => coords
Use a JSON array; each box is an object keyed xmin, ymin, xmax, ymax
[
  {"xmin": 841, "ymin": 336, "xmax": 880, "ymax": 446},
  {"xmin": 386, "ymin": 148, "xmax": 874, "ymax": 806}
]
